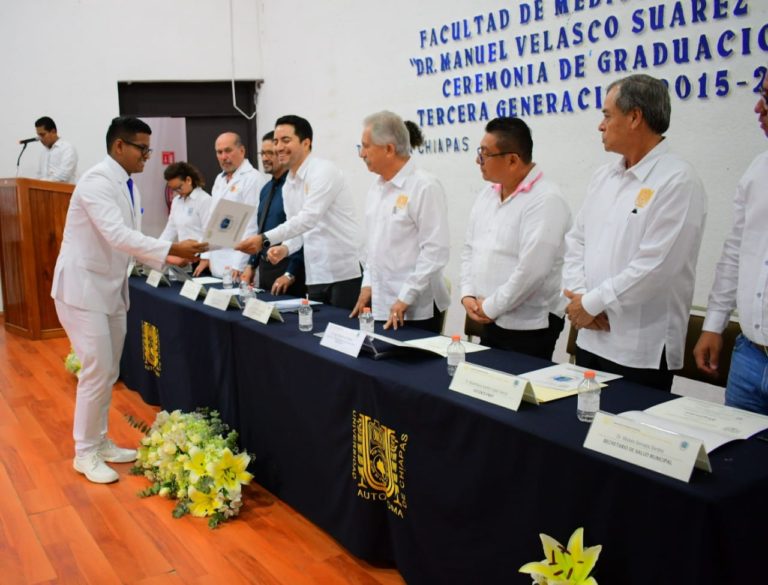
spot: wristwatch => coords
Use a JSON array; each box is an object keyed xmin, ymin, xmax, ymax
[
  {"xmin": 261, "ymin": 234, "xmax": 271, "ymax": 249},
  {"xmin": 283, "ymin": 272, "xmax": 295, "ymax": 280}
]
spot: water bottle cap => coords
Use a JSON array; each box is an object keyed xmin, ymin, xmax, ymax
[
  {"xmin": 301, "ymin": 299, "xmax": 309, "ymax": 305},
  {"xmin": 584, "ymin": 370, "xmax": 596, "ymax": 379},
  {"xmin": 362, "ymin": 307, "xmax": 371, "ymax": 313},
  {"xmin": 451, "ymin": 334, "xmax": 461, "ymax": 341}
]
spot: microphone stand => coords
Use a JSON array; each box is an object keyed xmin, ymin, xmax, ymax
[{"xmin": 16, "ymin": 142, "xmax": 29, "ymax": 177}]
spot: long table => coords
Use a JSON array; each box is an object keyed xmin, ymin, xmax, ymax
[{"xmin": 121, "ymin": 277, "xmax": 768, "ymax": 585}]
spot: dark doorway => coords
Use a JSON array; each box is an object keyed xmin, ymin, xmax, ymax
[{"xmin": 118, "ymin": 81, "xmax": 262, "ymax": 190}]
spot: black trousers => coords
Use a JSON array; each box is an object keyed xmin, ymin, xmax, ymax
[
  {"xmin": 576, "ymin": 346, "xmax": 674, "ymax": 392},
  {"xmin": 257, "ymin": 257, "xmax": 306, "ymax": 298},
  {"xmin": 307, "ymin": 276, "xmax": 362, "ymax": 311},
  {"xmin": 479, "ymin": 313, "xmax": 565, "ymax": 360}
]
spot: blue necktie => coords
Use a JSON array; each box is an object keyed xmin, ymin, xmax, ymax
[{"xmin": 127, "ymin": 177, "xmax": 134, "ymax": 208}]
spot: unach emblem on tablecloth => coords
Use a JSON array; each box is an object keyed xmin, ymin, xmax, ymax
[
  {"xmin": 352, "ymin": 411, "xmax": 407, "ymax": 518},
  {"xmin": 141, "ymin": 320, "xmax": 161, "ymax": 377}
]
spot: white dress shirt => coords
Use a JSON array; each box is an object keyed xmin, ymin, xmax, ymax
[
  {"xmin": 159, "ymin": 187, "xmax": 212, "ymax": 242},
  {"xmin": 203, "ymin": 160, "xmax": 266, "ymax": 277},
  {"xmin": 562, "ymin": 140, "xmax": 707, "ymax": 369},
  {"xmin": 264, "ymin": 155, "xmax": 361, "ymax": 286},
  {"xmin": 703, "ymin": 150, "xmax": 768, "ymax": 346},
  {"xmin": 38, "ymin": 138, "xmax": 78, "ymax": 183},
  {"xmin": 461, "ymin": 166, "xmax": 572, "ymax": 330},
  {"xmin": 361, "ymin": 159, "xmax": 450, "ymax": 321},
  {"xmin": 51, "ymin": 156, "xmax": 170, "ymax": 314}
]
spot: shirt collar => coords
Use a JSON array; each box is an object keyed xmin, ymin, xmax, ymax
[
  {"xmin": 493, "ymin": 165, "xmax": 543, "ymax": 201},
  {"xmin": 381, "ymin": 158, "xmax": 415, "ymax": 190},
  {"xmin": 270, "ymin": 171, "xmax": 288, "ymax": 188},
  {"xmin": 105, "ymin": 155, "xmax": 130, "ymax": 183},
  {"xmin": 616, "ymin": 139, "xmax": 668, "ymax": 182},
  {"xmin": 290, "ymin": 154, "xmax": 313, "ymax": 182},
  {"xmin": 220, "ymin": 158, "xmax": 254, "ymax": 181}
]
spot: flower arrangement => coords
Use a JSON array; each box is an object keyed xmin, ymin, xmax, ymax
[
  {"xmin": 64, "ymin": 348, "xmax": 81, "ymax": 377},
  {"xmin": 129, "ymin": 409, "xmax": 253, "ymax": 528},
  {"xmin": 519, "ymin": 527, "xmax": 602, "ymax": 585}
]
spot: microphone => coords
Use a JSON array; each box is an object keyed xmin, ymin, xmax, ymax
[{"xmin": 18, "ymin": 137, "xmax": 38, "ymax": 145}]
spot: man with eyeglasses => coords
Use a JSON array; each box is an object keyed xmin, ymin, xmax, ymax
[
  {"xmin": 51, "ymin": 116, "xmax": 208, "ymax": 484},
  {"xmin": 563, "ymin": 74, "xmax": 707, "ymax": 391},
  {"xmin": 460, "ymin": 117, "xmax": 571, "ymax": 359},
  {"xmin": 693, "ymin": 68, "xmax": 768, "ymax": 414},
  {"xmin": 350, "ymin": 111, "xmax": 450, "ymax": 332},
  {"xmin": 35, "ymin": 116, "xmax": 78, "ymax": 183},
  {"xmin": 240, "ymin": 131, "xmax": 306, "ymax": 296},
  {"xmin": 194, "ymin": 132, "xmax": 267, "ymax": 278},
  {"xmin": 235, "ymin": 115, "xmax": 361, "ymax": 310}
]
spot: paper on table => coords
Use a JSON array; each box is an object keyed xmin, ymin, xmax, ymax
[
  {"xmin": 621, "ymin": 396, "xmax": 768, "ymax": 453},
  {"xmin": 269, "ymin": 298, "xmax": 322, "ymax": 313},
  {"xmin": 368, "ymin": 333, "xmax": 489, "ymax": 358},
  {"xmin": 521, "ymin": 363, "xmax": 621, "ymax": 392},
  {"xmin": 203, "ymin": 199, "xmax": 256, "ymax": 248},
  {"xmin": 193, "ymin": 276, "xmax": 222, "ymax": 285}
]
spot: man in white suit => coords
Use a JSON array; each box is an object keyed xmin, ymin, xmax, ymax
[{"xmin": 52, "ymin": 116, "xmax": 207, "ymax": 484}]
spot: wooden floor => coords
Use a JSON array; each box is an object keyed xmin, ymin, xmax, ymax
[{"xmin": 0, "ymin": 323, "xmax": 405, "ymax": 585}]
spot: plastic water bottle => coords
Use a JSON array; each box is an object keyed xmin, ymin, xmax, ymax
[
  {"xmin": 359, "ymin": 307, "xmax": 375, "ymax": 335},
  {"xmin": 239, "ymin": 280, "xmax": 251, "ymax": 301},
  {"xmin": 222, "ymin": 266, "xmax": 233, "ymax": 289},
  {"xmin": 298, "ymin": 298, "xmax": 313, "ymax": 332},
  {"xmin": 446, "ymin": 335, "xmax": 465, "ymax": 376},
  {"xmin": 576, "ymin": 370, "xmax": 600, "ymax": 422}
]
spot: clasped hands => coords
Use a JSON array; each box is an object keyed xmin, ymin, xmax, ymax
[
  {"xmin": 234, "ymin": 235, "xmax": 289, "ymax": 265},
  {"xmin": 563, "ymin": 289, "xmax": 610, "ymax": 331}
]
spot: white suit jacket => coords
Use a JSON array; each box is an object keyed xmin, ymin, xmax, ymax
[{"xmin": 51, "ymin": 156, "xmax": 171, "ymax": 314}]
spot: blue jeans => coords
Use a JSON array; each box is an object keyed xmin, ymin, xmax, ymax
[{"xmin": 725, "ymin": 334, "xmax": 768, "ymax": 415}]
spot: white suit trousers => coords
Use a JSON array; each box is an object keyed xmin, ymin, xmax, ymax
[{"xmin": 55, "ymin": 300, "xmax": 127, "ymax": 456}]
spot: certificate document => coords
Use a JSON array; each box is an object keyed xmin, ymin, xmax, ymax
[{"xmin": 203, "ymin": 199, "xmax": 256, "ymax": 248}]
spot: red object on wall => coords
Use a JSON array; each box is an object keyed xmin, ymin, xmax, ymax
[{"xmin": 162, "ymin": 151, "xmax": 175, "ymax": 165}]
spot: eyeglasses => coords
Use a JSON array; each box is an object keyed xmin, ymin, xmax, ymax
[
  {"xmin": 123, "ymin": 139, "xmax": 153, "ymax": 157},
  {"xmin": 476, "ymin": 147, "xmax": 516, "ymax": 163},
  {"xmin": 258, "ymin": 150, "xmax": 276, "ymax": 157}
]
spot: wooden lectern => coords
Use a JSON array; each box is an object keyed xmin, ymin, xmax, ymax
[{"xmin": 0, "ymin": 178, "xmax": 73, "ymax": 339}]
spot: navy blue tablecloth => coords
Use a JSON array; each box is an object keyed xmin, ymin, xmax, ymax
[{"xmin": 121, "ymin": 277, "xmax": 768, "ymax": 585}]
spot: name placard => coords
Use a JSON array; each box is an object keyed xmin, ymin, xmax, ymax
[
  {"xmin": 319, "ymin": 322, "xmax": 366, "ymax": 358},
  {"xmin": 243, "ymin": 298, "xmax": 283, "ymax": 324},
  {"xmin": 146, "ymin": 269, "xmax": 168, "ymax": 288},
  {"xmin": 179, "ymin": 280, "xmax": 204, "ymax": 301},
  {"xmin": 583, "ymin": 412, "xmax": 710, "ymax": 483},
  {"xmin": 203, "ymin": 288, "xmax": 232, "ymax": 311},
  {"xmin": 449, "ymin": 361, "xmax": 536, "ymax": 411}
]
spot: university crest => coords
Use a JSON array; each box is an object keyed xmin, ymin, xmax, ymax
[
  {"xmin": 352, "ymin": 411, "xmax": 407, "ymax": 518},
  {"xmin": 141, "ymin": 320, "xmax": 161, "ymax": 377}
]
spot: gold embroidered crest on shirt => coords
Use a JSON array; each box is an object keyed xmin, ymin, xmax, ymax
[
  {"xmin": 229, "ymin": 185, "xmax": 237, "ymax": 193},
  {"xmin": 395, "ymin": 194, "xmax": 409, "ymax": 209},
  {"xmin": 635, "ymin": 188, "xmax": 654, "ymax": 209},
  {"xmin": 304, "ymin": 183, "xmax": 310, "ymax": 195}
]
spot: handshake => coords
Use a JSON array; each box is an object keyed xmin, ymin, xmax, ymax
[
  {"xmin": 235, "ymin": 235, "xmax": 289, "ymax": 265},
  {"xmin": 166, "ymin": 239, "xmax": 208, "ymax": 266}
]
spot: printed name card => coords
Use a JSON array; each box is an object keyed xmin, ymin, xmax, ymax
[
  {"xmin": 179, "ymin": 280, "xmax": 204, "ymax": 301},
  {"xmin": 127, "ymin": 261, "xmax": 136, "ymax": 277},
  {"xmin": 203, "ymin": 288, "xmax": 232, "ymax": 311},
  {"xmin": 243, "ymin": 298, "xmax": 283, "ymax": 324},
  {"xmin": 145, "ymin": 269, "xmax": 169, "ymax": 288},
  {"xmin": 319, "ymin": 323, "xmax": 366, "ymax": 358},
  {"xmin": 583, "ymin": 412, "xmax": 710, "ymax": 483},
  {"xmin": 449, "ymin": 361, "xmax": 537, "ymax": 411}
]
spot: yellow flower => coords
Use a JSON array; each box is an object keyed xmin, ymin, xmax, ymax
[
  {"xmin": 188, "ymin": 486, "xmax": 223, "ymax": 517},
  {"xmin": 519, "ymin": 528, "xmax": 602, "ymax": 585},
  {"xmin": 208, "ymin": 448, "xmax": 253, "ymax": 492},
  {"xmin": 184, "ymin": 447, "xmax": 208, "ymax": 483}
]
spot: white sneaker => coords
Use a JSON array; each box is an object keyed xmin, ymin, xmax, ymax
[
  {"xmin": 98, "ymin": 438, "xmax": 137, "ymax": 463},
  {"xmin": 73, "ymin": 452, "xmax": 119, "ymax": 484}
]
